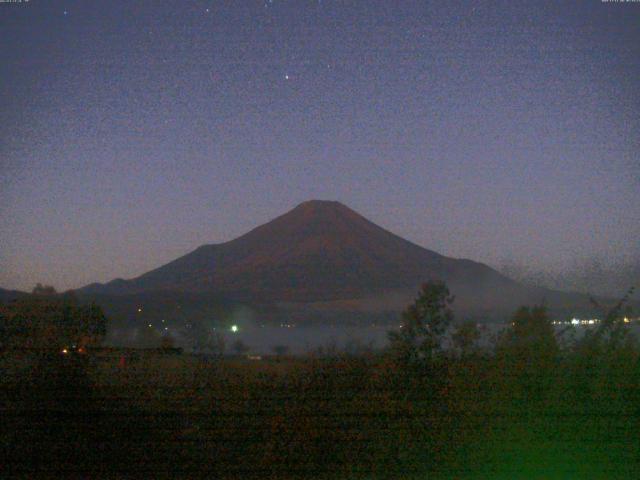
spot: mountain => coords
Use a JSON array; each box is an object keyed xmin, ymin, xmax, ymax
[
  {"xmin": 0, "ymin": 287, "xmax": 27, "ymax": 303},
  {"xmin": 79, "ymin": 200, "xmax": 601, "ymax": 321},
  {"xmin": 499, "ymin": 260, "xmax": 639, "ymax": 301}
]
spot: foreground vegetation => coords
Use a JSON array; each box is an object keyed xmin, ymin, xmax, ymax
[{"xmin": 1, "ymin": 284, "xmax": 639, "ymax": 478}]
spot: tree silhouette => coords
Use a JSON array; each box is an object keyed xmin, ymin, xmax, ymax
[
  {"xmin": 137, "ymin": 324, "xmax": 162, "ymax": 348},
  {"xmin": 272, "ymin": 344, "xmax": 289, "ymax": 356},
  {"xmin": 160, "ymin": 334, "xmax": 176, "ymax": 350},
  {"xmin": 582, "ymin": 286, "xmax": 636, "ymax": 354},
  {"xmin": 0, "ymin": 295, "xmax": 106, "ymax": 350},
  {"xmin": 497, "ymin": 305, "xmax": 558, "ymax": 369},
  {"xmin": 388, "ymin": 281, "xmax": 454, "ymax": 366},
  {"xmin": 232, "ymin": 339, "xmax": 249, "ymax": 356},
  {"xmin": 32, "ymin": 283, "xmax": 57, "ymax": 295},
  {"xmin": 185, "ymin": 322, "xmax": 225, "ymax": 356},
  {"xmin": 452, "ymin": 321, "xmax": 481, "ymax": 358}
]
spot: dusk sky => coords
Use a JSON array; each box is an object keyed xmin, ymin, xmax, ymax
[{"xmin": 1, "ymin": 0, "xmax": 639, "ymax": 293}]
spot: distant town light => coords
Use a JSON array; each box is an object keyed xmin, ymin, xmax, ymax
[
  {"xmin": 61, "ymin": 348, "xmax": 68, "ymax": 354},
  {"xmin": 148, "ymin": 324, "xmax": 152, "ymax": 328},
  {"xmin": 231, "ymin": 325, "xmax": 238, "ymax": 333},
  {"xmin": 137, "ymin": 308, "xmax": 143, "ymax": 313}
]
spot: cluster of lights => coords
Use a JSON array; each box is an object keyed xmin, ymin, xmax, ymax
[
  {"xmin": 552, "ymin": 317, "xmax": 636, "ymax": 326},
  {"xmin": 574, "ymin": 318, "xmax": 598, "ymax": 326},
  {"xmin": 279, "ymin": 323, "xmax": 295, "ymax": 328},
  {"xmin": 551, "ymin": 318, "xmax": 601, "ymax": 326}
]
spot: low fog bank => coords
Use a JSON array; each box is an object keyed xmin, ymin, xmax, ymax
[{"xmin": 105, "ymin": 322, "xmax": 640, "ymax": 356}]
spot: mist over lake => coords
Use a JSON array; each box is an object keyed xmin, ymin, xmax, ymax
[{"xmin": 106, "ymin": 322, "xmax": 640, "ymax": 355}]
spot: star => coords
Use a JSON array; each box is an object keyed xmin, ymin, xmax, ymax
[{"xmin": 285, "ymin": 74, "xmax": 289, "ymax": 80}]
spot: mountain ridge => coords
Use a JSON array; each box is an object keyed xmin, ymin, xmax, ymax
[
  {"xmin": 80, "ymin": 200, "xmax": 494, "ymax": 297},
  {"xmin": 0, "ymin": 287, "xmax": 28, "ymax": 303},
  {"xmin": 78, "ymin": 200, "xmax": 600, "ymax": 318}
]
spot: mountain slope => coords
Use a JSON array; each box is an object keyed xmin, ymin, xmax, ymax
[
  {"xmin": 0, "ymin": 287, "xmax": 28, "ymax": 303},
  {"xmin": 79, "ymin": 200, "xmax": 598, "ymax": 318}
]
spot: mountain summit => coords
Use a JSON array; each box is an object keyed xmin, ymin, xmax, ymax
[{"xmin": 81, "ymin": 200, "xmax": 594, "ymax": 318}]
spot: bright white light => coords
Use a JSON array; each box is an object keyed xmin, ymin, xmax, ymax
[
  {"xmin": 148, "ymin": 324, "xmax": 152, "ymax": 328},
  {"xmin": 231, "ymin": 325, "xmax": 238, "ymax": 333},
  {"xmin": 571, "ymin": 318, "xmax": 579, "ymax": 325},
  {"xmin": 61, "ymin": 348, "xmax": 68, "ymax": 354},
  {"xmin": 137, "ymin": 308, "xmax": 142, "ymax": 313}
]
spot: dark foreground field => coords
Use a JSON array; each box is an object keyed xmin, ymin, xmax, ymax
[{"xmin": 2, "ymin": 350, "xmax": 639, "ymax": 479}]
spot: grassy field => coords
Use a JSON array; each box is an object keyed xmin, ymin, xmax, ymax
[{"xmin": 2, "ymin": 349, "xmax": 639, "ymax": 479}]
